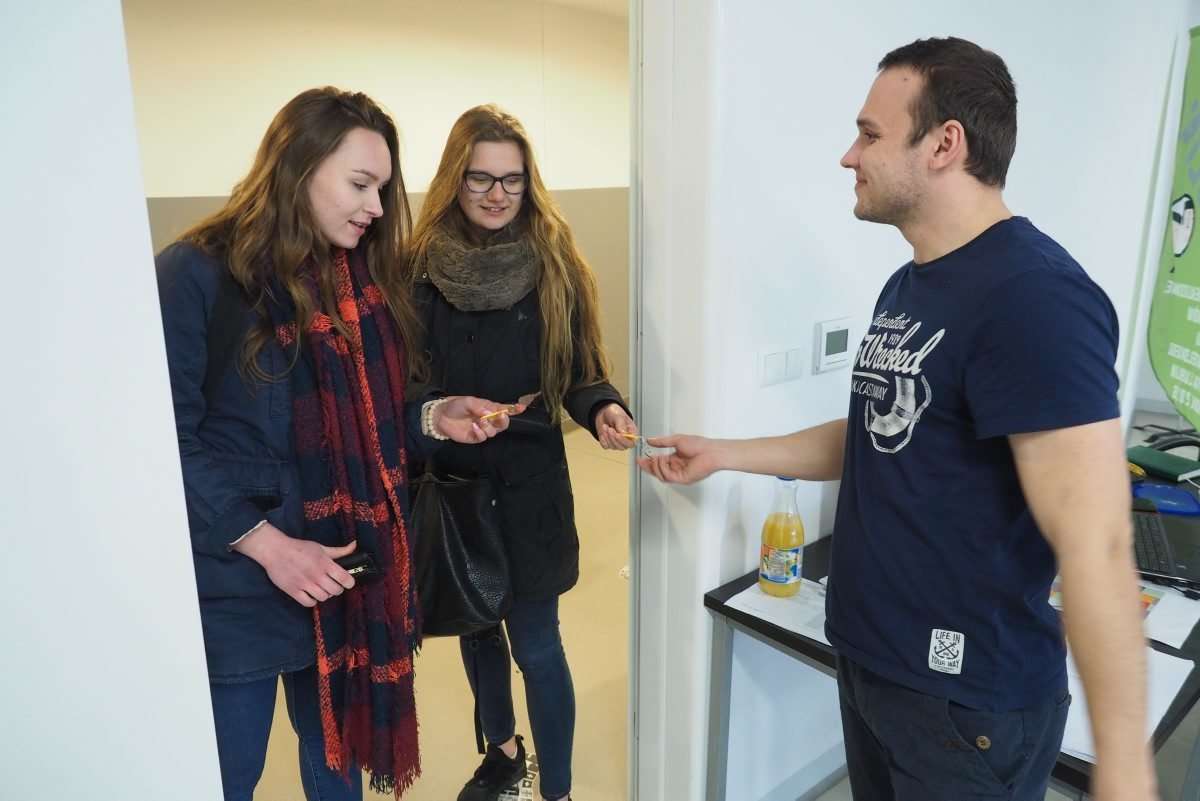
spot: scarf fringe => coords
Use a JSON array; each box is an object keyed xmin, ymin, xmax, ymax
[{"xmin": 366, "ymin": 716, "xmax": 421, "ymax": 799}]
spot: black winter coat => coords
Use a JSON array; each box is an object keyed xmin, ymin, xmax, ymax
[{"xmin": 412, "ymin": 278, "xmax": 628, "ymax": 600}]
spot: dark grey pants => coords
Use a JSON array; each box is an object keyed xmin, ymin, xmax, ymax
[{"xmin": 837, "ymin": 654, "xmax": 1070, "ymax": 801}]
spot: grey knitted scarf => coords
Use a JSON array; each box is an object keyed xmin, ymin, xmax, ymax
[{"xmin": 424, "ymin": 230, "xmax": 539, "ymax": 312}]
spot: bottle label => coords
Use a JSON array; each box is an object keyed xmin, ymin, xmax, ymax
[{"xmin": 759, "ymin": 545, "xmax": 801, "ymax": 584}]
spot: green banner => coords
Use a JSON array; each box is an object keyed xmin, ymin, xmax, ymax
[{"xmin": 1149, "ymin": 28, "xmax": 1200, "ymax": 427}]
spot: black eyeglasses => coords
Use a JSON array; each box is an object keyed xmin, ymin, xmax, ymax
[{"xmin": 463, "ymin": 171, "xmax": 527, "ymax": 195}]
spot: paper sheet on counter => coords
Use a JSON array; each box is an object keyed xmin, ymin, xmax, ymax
[
  {"xmin": 1050, "ymin": 579, "xmax": 1166, "ymax": 617},
  {"xmin": 1050, "ymin": 578, "xmax": 1200, "ymax": 649},
  {"xmin": 724, "ymin": 579, "xmax": 829, "ymax": 646},
  {"xmin": 1145, "ymin": 587, "xmax": 1200, "ymax": 649},
  {"xmin": 1060, "ymin": 647, "xmax": 1194, "ymax": 764}
]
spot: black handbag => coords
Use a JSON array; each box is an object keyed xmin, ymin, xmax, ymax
[{"xmin": 410, "ymin": 471, "xmax": 513, "ymax": 637}]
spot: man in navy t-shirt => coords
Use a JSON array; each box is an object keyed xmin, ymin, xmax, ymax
[
  {"xmin": 639, "ymin": 37, "xmax": 1156, "ymax": 801},
  {"xmin": 831, "ymin": 214, "xmax": 1121, "ymax": 712}
]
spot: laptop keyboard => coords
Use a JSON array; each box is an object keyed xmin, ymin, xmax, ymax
[{"xmin": 1133, "ymin": 512, "xmax": 1174, "ymax": 575}]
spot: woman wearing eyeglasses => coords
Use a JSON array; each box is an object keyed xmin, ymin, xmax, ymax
[{"xmin": 405, "ymin": 104, "xmax": 638, "ymax": 801}]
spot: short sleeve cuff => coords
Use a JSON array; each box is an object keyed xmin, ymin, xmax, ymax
[{"xmin": 974, "ymin": 401, "xmax": 1120, "ymax": 440}]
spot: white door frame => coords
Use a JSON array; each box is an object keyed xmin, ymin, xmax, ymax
[{"xmin": 627, "ymin": 1, "xmax": 723, "ymax": 799}]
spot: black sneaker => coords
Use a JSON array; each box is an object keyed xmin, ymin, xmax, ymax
[{"xmin": 456, "ymin": 735, "xmax": 528, "ymax": 801}]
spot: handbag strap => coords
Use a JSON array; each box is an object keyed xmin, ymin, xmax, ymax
[
  {"xmin": 466, "ymin": 627, "xmax": 503, "ymax": 754},
  {"xmin": 473, "ymin": 659, "xmax": 486, "ymax": 756}
]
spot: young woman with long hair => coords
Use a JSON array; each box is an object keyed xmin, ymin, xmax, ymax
[
  {"xmin": 406, "ymin": 104, "xmax": 638, "ymax": 801},
  {"xmin": 156, "ymin": 87, "xmax": 513, "ymax": 801}
]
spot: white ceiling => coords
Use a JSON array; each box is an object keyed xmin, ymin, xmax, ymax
[{"xmin": 547, "ymin": 0, "xmax": 628, "ymax": 19}]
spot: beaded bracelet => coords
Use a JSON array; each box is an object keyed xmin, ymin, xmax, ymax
[{"xmin": 421, "ymin": 398, "xmax": 451, "ymax": 441}]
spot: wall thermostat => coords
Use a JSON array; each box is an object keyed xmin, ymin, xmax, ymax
[{"xmin": 814, "ymin": 317, "xmax": 852, "ymax": 373}]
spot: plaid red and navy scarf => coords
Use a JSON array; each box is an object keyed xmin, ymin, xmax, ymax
[{"xmin": 272, "ymin": 247, "xmax": 420, "ymax": 796}]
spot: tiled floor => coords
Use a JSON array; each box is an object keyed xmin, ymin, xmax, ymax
[{"xmin": 253, "ymin": 427, "xmax": 631, "ymax": 801}]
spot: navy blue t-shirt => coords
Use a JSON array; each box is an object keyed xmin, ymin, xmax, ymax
[{"xmin": 825, "ymin": 217, "xmax": 1120, "ymax": 712}]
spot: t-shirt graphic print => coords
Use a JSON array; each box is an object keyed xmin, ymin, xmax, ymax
[
  {"xmin": 853, "ymin": 312, "xmax": 945, "ymax": 454},
  {"xmin": 824, "ymin": 217, "xmax": 1121, "ymax": 712}
]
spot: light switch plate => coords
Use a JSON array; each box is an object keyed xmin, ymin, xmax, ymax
[
  {"xmin": 762, "ymin": 351, "xmax": 786, "ymax": 385},
  {"xmin": 785, "ymin": 347, "xmax": 804, "ymax": 380}
]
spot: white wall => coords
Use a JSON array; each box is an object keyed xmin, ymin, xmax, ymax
[
  {"xmin": 1126, "ymin": 44, "xmax": 1181, "ymax": 419},
  {"xmin": 633, "ymin": 1, "xmax": 1186, "ymax": 799},
  {"xmin": 0, "ymin": 2, "xmax": 222, "ymax": 798},
  {"xmin": 121, "ymin": 0, "xmax": 629, "ymax": 196},
  {"xmin": 726, "ymin": 635, "xmax": 845, "ymax": 801}
]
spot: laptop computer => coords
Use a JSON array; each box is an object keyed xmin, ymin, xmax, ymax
[{"xmin": 1132, "ymin": 497, "xmax": 1200, "ymax": 589}]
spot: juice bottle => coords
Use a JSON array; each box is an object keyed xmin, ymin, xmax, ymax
[{"xmin": 758, "ymin": 477, "xmax": 804, "ymax": 597}]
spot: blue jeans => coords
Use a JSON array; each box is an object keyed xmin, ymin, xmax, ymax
[
  {"xmin": 461, "ymin": 596, "xmax": 576, "ymax": 799},
  {"xmin": 837, "ymin": 655, "xmax": 1070, "ymax": 801},
  {"xmin": 209, "ymin": 665, "xmax": 363, "ymax": 801}
]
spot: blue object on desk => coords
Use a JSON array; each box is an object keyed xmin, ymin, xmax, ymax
[{"xmin": 1133, "ymin": 483, "xmax": 1200, "ymax": 515}]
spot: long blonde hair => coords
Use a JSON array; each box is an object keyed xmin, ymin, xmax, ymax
[
  {"xmin": 407, "ymin": 104, "xmax": 610, "ymax": 422},
  {"xmin": 180, "ymin": 87, "xmax": 421, "ymax": 380}
]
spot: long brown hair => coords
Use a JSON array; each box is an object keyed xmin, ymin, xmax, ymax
[
  {"xmin": 407, "ymin": 104, "xmax": 610, "ymax": 422},
  {"xmin": 180, "ymin": 87, "xmax": 421, "ymax": 380}
]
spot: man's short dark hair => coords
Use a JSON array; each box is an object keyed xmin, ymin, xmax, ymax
[{"xmin": 879, "ymin": 37, "xmax": 1017, "ymax": 188}]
